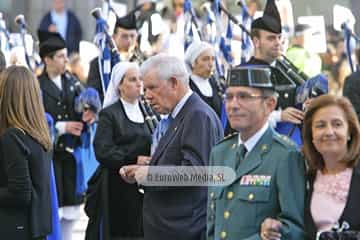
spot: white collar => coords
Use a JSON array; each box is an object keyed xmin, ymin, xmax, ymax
[
  {"xmin": 191, "ymin": 74, "xmax": 213, "ymax": 97},
  {"xmin": 238, "ymin": 122, "xmax": 269, "ymax": 153},
  {"xmin": 51, "ymin": 74, "xmax": 62, "ymax": 90},
  {"xmin": 171, "ymin": 89, "xmax": 193, "ymax": 119},
  {"xmin": 120, "ymin": 98, "xmax": 144, "ymax": 123}
]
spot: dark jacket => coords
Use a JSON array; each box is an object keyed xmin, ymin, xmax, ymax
[
  {"xmin": 39, "ymin": 70, "xmax": 83, "ymax": 206},
  {"xmin": 343, "ymin": 71, "xmax": 360, "ymax": 120},
  {"xmin": 143, "ymin": 93, "xmax": 223, "ymax": 240},
  {"xmin": 0, "ymin": 128, "xmax": 51, "ymax": 239},
  {"xmin": 189, "ymin": 76, "xmax": 223, "ymax": 118},
  {"xmin": 39, "ymin": 10, "xmax": 82, "ymax": 54},
  {"xmin": 305, "ymin": 163, "xmax": 360, "ymax": 239},
  {"xmin": 87, "ymin": 57, "xmax": 104, "ymax": 103}
]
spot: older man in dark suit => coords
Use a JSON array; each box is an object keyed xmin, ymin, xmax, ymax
[{"xmin": 121, "ymin": 54, "xmax": 223, "ymax": 240}]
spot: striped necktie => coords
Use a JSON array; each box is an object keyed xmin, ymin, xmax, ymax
[{"xmin": 151, "ymin": 115, "xmax": 174, "ymax": 155}]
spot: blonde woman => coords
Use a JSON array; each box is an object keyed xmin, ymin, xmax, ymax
[{"xmin": 0, "ymin": 66, "xmax": 52, "ymax": 239}]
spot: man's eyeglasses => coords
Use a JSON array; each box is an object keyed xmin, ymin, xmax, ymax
[{"xmin": 225, "ymin": 92, "xmax": 267, "ymax": 102}]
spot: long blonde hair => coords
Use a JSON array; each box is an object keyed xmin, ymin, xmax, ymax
[{"xmin": 0, "ymin": 66, "xmax": 52, "ymax": 151}]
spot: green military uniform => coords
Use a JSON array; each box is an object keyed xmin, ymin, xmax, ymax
[{"xmin": 207, "ymin": 128, "xmax": 305, "ymax": 240}]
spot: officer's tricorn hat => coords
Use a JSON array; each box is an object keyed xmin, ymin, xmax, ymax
[
  {"xmin": 38, "ymin": 30, "xmax": 66, "ymax": 59},
  {"xmin": 251, "ymin": 0, "xmax": 282, "ymax": 34},
  {"xmin": 226, "ymin": 65, "xmax": 274, "ymax": 89}
]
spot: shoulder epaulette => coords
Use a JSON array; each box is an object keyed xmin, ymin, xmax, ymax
[
  {"xmin": 217, "ymin": 132, "xmax": 239, "ymax": 145},
  {"xmin": 273, "ymin": 133, "xmax": 296, "ymax": 148}
]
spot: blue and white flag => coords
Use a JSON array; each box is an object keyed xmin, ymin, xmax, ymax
[
  {"xmin": 219, "ymin": 18, "xmax": 233, "ymax": 64},
  {"xmin": 94, "ymin": 16, "xmax": 120, "ymax": 95},
  {"xmin": 239, "ymin": 0, "xmax": 253, "ymax": 63},
  {"xmin": 184, "ymin": 0, "xmax": 202, "ymax": 51}
]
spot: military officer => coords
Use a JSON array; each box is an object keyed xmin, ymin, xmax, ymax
[
  {"xmin": 37, "ymin": 30, "xmax": 84, "ymax": 240},
  {"xmin": 207, "ymin": 65, "xmax": 305, "ymax": 239}
]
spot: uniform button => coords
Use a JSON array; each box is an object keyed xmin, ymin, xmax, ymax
[
  {"xmin": 210, "ymin": 192, "xmax": 214, "ymax": 199},
  {"xmin": 59, "ymin": 143, "xmax": 64, "ymax": 148},
  {"xmin": 220, "ymin": 231, "xmax": 227, "ymax": 239},
  {"xmin": 63, "ymin": 106, "xmax": 67, "ymax": 109},
  {"xmin": 224, "ymin": 211, "xmax": 230, "ymax": 219},
  {"xmin": 227, "ymin": 191, "xmax": 234, "ymax": 200},
  {"xmin": 210, "ymin": 203, "xmax": 214, "ymax": 210},
  {"xmin": 57, "ymin": 115, "xmax": 62, "ymax": 120},
  {"xmin": 65, "ymin": 114, "xmax": 69, "ymax": 119},
  {"xmin": 248, "ymin": 193, "xmax": 254, "ymax": 200},
  {"xmin": 57, "ymin": 101, "xmax": 61, "ymax": 106}
]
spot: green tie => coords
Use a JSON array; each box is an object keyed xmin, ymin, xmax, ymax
[{"xmin": 235, "ymin": 144, "xmax": 247, "ymax": 170}]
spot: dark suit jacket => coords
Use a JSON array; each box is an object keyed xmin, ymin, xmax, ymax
[
  {"xmin": 39, "ymin": 10, "xmax": 82, "ymax": 54},
  {"xmin": 305, "ymin": 163, "xmax": 360, "ymax": 239},
  {"xmin": 0, "ymin": 128, "xmax": 51, "ymax": 239},
  {"xmin": 87, "ymin": 57, "xmax": 104, "ymax": 103},
  {"xmin": 143, "ymin": 93, "xmax": 223, "ymax": 240},
  {"xmin": 343, "ymin": 71, "xmax": 360, "ymax": 120}
]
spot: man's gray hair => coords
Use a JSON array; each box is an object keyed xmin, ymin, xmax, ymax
[{"xmin": 140, "ymin": 53, "xmax": 189, "ymax": 85}]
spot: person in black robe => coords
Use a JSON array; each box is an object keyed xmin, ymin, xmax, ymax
[{"xmin": 92, "ymin": 61, "xmax": 151, "ymax": 239}]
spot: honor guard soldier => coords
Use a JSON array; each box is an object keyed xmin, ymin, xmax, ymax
[
  {"xmin": 37, "ymin": 30, "xmax": 84, "ymax": 240},
  {"xmin": 207, "ymin": 65, "xmax": 305, "ymax": 240}
]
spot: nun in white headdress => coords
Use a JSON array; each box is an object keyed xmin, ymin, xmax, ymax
[
  {"xmin": 184, "ymin": 40, "xmax": 223, "ymax": 118},
  {"xmin": 92, "ymin": 61, "xmax": 152, "ymax": 239}
]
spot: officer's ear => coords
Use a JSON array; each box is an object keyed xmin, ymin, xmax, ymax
[{"xmin": 264, "ymin": 95, "xmax": 277, "ymax": 113}]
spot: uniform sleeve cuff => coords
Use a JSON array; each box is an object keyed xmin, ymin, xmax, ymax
[{"xmin": 55, "ymin": 121, "xmax": 67, "ymax": 136}]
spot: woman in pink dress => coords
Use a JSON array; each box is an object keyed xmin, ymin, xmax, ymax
[{"xmin": 260, "ymin": 94, "xmax": 360, "ymax": 240}]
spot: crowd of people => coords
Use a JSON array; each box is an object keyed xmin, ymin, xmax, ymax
[{"xmin": 0, "ymin": 0, "xmax": 359, "ymax": 240}]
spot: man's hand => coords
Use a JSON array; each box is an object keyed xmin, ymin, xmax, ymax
[
  {"xmin": 119, "ymin": 165, "xmax": 149, "ymax": 184},
  {"xmin": 280, "ymin": 107, "xmax": 304, "ymax": 124},
  {"xmin": 119, "ymin": 165, "xmax": 141, "ymax": 184},
  {"xmin": 82, "ymin": 110, "xmax": 96, "ymax": 124},
  {"xmin": 65, "ymin": 121, "xmax": 83, "ymax": 136},
  {"xmin": 260, "ymin": 218, "xmax": 282, "ymax": 240},
  {"xmin": 137, "ymin": 156, "xmax": 151, "ymax": 165},
  {"xmin": 303, "ymin": 98, "xmax": 313, "ymax": 111},
  {"xmin": 134, "ymin": 166, "xmax": 149, "ymax": 184}
]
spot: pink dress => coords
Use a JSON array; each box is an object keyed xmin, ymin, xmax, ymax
[{"xmin": 311, "ymin": 168, "xmax": 353, "ymax": 232}]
